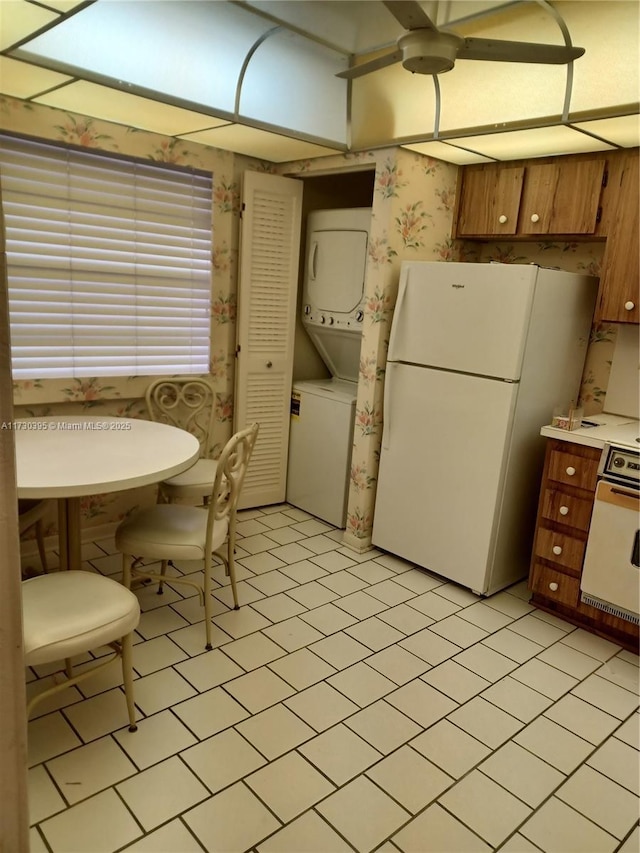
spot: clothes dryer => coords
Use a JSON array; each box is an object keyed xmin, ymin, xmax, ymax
[{"xmin": 301, "ymin": 207, "xmax": 371, "ymax": 380}]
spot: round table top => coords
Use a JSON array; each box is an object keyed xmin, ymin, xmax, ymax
[{"xmin": 14, "ymin": 416, "xmax": 200, "ymax": 498}]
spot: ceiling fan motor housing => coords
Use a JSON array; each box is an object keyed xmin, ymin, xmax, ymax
[{"xmin": 398, "ymin": 29, "xmax": 462, "ymax": 74}]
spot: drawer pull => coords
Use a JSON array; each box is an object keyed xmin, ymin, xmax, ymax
[
  {"xmin": 552, "ymin": 545, "xmax": 563, "ymax": 555},
  {"xmin": 549, "ymin": 582, "xmax": 559, "ymax": 591},
  {"xmin": 498, "ymin": 214, "xmax": 508, "ymax": 224},
  {"xmin": 566, "ymin": 466, "xmax": 576, "ymax": 476},
  {"xmin": 559, "ymin": 505, "xmax": 569, "ymax": 516},
  {"xmin": 530, "ymin": 213, "xmax": 540, "ymax": 223},
  {"xmin": 624, "ymin": 301, "xmax": 635, "ymax": 311}
]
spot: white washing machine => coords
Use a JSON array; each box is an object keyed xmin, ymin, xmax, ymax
[
  {"xmin": 286, "ymin": 378, "xmax": 357, "ymax": 528},
  {"xmin": 286, "ymin": 207, "xmax": 371, "ymax": 527}
]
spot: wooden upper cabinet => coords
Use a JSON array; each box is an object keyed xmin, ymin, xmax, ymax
[
  {"xmin": 597, "ymin": 149, "xmax": 639, "ymax": 324},
  {"xmin": 453, "ymin": 154, "xmax": 607, "ymax": 239},
  {"xmin": 455, "ymin": 164, "xmax": 524, "ymax": 237},
  {"xmin": 518, "ymin": 159, "xmax": 606, "ymax": 235}
]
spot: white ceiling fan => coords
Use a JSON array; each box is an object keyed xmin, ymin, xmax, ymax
[{"xmin": 336, "ymin": 0, "xmax": 585, "ymax": 78}]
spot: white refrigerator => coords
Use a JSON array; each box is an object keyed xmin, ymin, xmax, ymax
[{"xmin": 372, "ymin": 261, "xmax": 598, "ymax": 595}]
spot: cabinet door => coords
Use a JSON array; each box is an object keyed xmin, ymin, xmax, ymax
[
  {"xmin": 519, "ymin": 159, "xmax": 605, "ymax": 235},
  {"xmin": 455, "ymin": 164, "xmax": 524, "ymax": 237},
  {"xmin": 597, "ymin": 149, "xmax": 639, "ymax": 323}
]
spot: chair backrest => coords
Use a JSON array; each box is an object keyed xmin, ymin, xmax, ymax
[
  {"xmin": 18, "ymin": 499, "xmax": 49, "ymax": 535},
  {"xmin": 207, "ymin": 423, "xmax": 259, "ymax": 538},
  {"xmin": 145, "ymin": 378, "xmax": 216, "ymax": 458}
]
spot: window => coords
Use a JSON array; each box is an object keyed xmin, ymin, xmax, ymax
[{"xmin": 0, "ymin": 133, "xmax": 212, "ymax": 379}]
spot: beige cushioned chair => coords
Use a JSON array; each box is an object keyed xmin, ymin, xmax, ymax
[
  {"xmin": 115, "ymin": 423, "xmax": 259, "ymax": 650},
  {"xmin": 22, "ymin": 571, "xmax": 140, "ymax": 731},
  {"xmin": 145, "ymin": 378, "xmax": 218, "ymax": 504}
]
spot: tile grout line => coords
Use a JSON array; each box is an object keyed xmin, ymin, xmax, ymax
[{"xmin": 27, "ymin": 507, "xmax": 639, "ymax": 853}]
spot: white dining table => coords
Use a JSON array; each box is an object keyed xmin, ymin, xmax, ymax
[{"xmin": 14, "ymin": 415, "xmax": 200, "ymax": 572}]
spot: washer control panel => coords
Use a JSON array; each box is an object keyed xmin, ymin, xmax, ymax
[{"xmin": 303, "ymin": 303, "xmax": 365, "ymax": 330}]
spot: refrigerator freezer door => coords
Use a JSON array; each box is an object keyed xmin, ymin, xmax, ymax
[
  {"xmin": 388, "ymin": 262, "xmax": 537, "ymax": 381},
  {"xmin": 373, "ymin": 362, "xmax": 518, "ymax": 592}
]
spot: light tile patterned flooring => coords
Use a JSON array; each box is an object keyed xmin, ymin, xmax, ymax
[{"xmin": 25, "ymin": 504, "xmax": 640, "ymax": 853}]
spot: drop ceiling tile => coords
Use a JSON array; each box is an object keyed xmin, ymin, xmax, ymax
[
  {"xmin": 402, "ymin": 140, "xmax": 495, "ymax": 165},
  {"xmin": 571, "ymin": 114, "xmax": 640, "ymax": 148},
  {"xmin": 0, "ymin": 56, "xmax": 71, "ymax": 99},
  {"xmin": 35, "ymin": 0, "xmax": 86, "ymax": 9},
  {"xmin": 35, "ymin": 80, "xmax": 226, "ymax": 136},
  {"xmin": 179, "ymin": 124, "xmax": 341, "ymax": 162},
  {"xmin": 0, "ymin": 1, "xmax": 59, "ymax": 52},
  {"xmin": 460, "ymin": 125, "xmax": 616, "ymax": 160}
]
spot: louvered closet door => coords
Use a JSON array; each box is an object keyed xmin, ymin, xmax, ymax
[{"xmin": 235, "ymin": 171, "xmax": 303, "ymax": 508}]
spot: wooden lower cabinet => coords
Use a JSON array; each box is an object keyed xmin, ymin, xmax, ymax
[{"xmin": 529, "ymin": 438, "xmax": 639, "ymax": 651}]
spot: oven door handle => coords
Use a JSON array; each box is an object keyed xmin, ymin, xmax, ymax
[
  {"xmin": 600, "ymin": 482, "xmax": 640, "ymax": 569},
  {"xmin": 597, "ymin": 480, "xmax": 639, "ymax": 511}
]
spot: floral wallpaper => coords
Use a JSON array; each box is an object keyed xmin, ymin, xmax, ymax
[
  {"xmin": 2, "ymin": 94, "xmax": 622, "ymax": 563},
  {"xmin": 1, "ymin": 94, "xmax": 249, "ymax": 549}
]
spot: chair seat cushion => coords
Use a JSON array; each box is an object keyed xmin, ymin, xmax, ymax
[
  {"xmin": 115, "ymin": 504, "xmax": 228, "ymax": 562},
  {"xmin": 160, "ymin": 457, "xmax": 218, "ymax": 498},
  {"xmin": 22, "ymin": 571, "xmax": 140, "ymax": 666}
]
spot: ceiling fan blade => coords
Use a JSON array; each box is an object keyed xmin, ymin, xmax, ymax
[
  {"xmin": 382, "ymin": 1, "xmax": 438, "ymax": 32},
  {"xmin": 336, "ymin": 49, "xmax": 403, "ymax": 79},
  {"xmin": 458, "ymin": 37, "xmax": 585, "ymax": 65}
]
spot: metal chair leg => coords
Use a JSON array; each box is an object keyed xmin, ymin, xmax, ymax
[
  {"xmin": 203, "ymin": 553, "xmax": 213, "ymax": 650},
  {"xmin": 121, "ymin": 633, "xmax": 137, "ymax": 732}
]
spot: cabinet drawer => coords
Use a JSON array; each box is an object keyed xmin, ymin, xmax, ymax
[
  {"xmin": 531, "ymin": 563, "xmax": 580, "ymax": 608},
  {"xmin": 548, "ymin": 450, "xmax": 599, "ymax": 491},
  {"xmin": 535, "ymin": 527, "xmax": 586, "ymax": 572},
  {"xmin": 541, "ymin": 489, "xmax": 594, "ymax": 532}
]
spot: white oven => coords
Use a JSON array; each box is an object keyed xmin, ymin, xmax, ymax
[{"xmin": 580, "ymin": 443, "xmax": 640, "ymax": 625}]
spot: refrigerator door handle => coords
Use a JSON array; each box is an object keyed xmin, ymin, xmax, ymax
[
  {"xmin": 382, "ymin": 361, "xmax": 396, "ymax": 450},
  {"xmin": 388, "ymin": 278, "xmax": 408, "ymax": 358}
]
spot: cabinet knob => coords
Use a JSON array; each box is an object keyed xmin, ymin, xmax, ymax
[
  {"xmin": 566, "ymin": 466, "xmax": 576, "ymax": 476},
  {"xmin": 552, "ymin": 545, "xmax": 563, "ymax": 555},
  {"xmin": 530, "ymin": 213, "xmax": 540, "ymax": 223},
  {"xmin": 498, "ymin": 215, "xmax": 508, "ymax": 224},
  {"xmin": 266, "ymin": 361, "xmax": 273, "ymax": 368},
  {"xmin": 559, "ymin": 505, "xmax": 569, "ymax": 516},
  {"xmin": 624, "ymin": 301, "xmax": 635, "ymax": 311},
  {"xmin": 549, "ymin": 582, "xmax": 559, "ymax": 591}
]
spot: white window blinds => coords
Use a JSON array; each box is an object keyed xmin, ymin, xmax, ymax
[{"xmin": 0, "ymin": 134, "xmax": 212, "ymax": 379}]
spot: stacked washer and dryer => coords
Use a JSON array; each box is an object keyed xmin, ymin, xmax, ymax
[{"xmin": 286, "ymin": 208, "xmax": 371, "ymax": 527}]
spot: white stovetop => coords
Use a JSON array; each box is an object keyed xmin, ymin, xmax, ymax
[{"xmin": 541, "ymin": 413, "xmax": 640, "ymax": 450}]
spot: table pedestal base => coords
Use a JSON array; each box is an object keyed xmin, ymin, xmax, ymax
[{"xmin": 57, "ymin": 497, "xmax": 82, "ymax": 572}]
